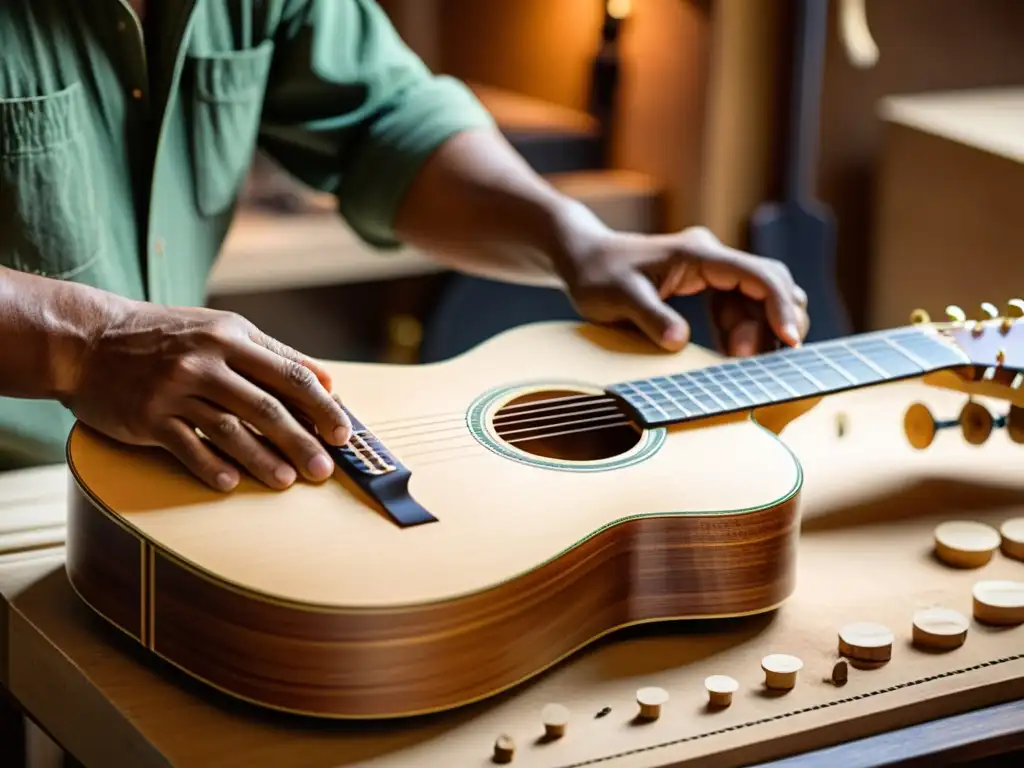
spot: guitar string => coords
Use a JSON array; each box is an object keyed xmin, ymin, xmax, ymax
[
  {"xmin": 357, "ymin": 325, "xmax": 940, "ymax": 437},
  {"xmin": 333, "ymin": 329, "xmax": 955, "ymax": 465},
  {"xmin": 361, "ymin": 352, "xmax": 897, "ymax": 449}
]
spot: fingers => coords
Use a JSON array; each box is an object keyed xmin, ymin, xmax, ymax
[
  {"xmin": 249, "ymin": 328, "xmax": 335, "ymax": 392},
  {"xmin": 616, "ymin": 272, "xmax": 691, "ymax": 351},
  {"xmin": 230, "ymin": 339, "xmax": 351, "ymax": 446},
  {"xmin": 156, "ymin": 418, "xmax": 241, "ymax": 492},
  {"xmin": 181, "ymin": 398, "xmax": 299, "ymax": 490},
  {"xmin": 205, "ymin": 369, "xmax": 337, "ymax": 483},
  {"xmin": 694, "ymin": 250, "xmax": 805, "ymax": 347}
]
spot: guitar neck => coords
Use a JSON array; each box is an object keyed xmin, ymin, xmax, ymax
[{"xmin": 606, "ymin": 326, "xmax": 972, "ymax": 428}]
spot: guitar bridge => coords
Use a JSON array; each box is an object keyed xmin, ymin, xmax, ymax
[{"xmin": 322, "ymin": 407, "xmax": 437, "ymax": 528}]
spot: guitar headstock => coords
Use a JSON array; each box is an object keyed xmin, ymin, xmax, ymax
[{"xmin": 912, "ymin": 299, "xmax": 1024, "ymax": 405}]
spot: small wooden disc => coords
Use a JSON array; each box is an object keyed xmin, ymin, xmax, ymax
[
  {"xmin": 761, "ymin": 654, "xmax": 802, "ymax": 690},
  {"xmin": 838, "ymin": 621, "xmax": 894, "ymax": 663},
  {"xmin": 960, "ymin": 401, "xmax": 994, "ymax": 446},
  {"xmin": 1000, "ymin": 517, "xmax": 1024, "ymax": 562},
  {"xmin": 493, "ymin": 734, "xmax": 515, "ymax": 764},
  {"xmin": 912, "ymin": 607, "xmax": 969, "ymax": 650},
  {"xmin": 904, "ymin": 402, "xmax": 937, "ymax": 450},
  {"xmin": 830, "ymin": 659, "xmax": 849, "ymax": 686},
  {"xmin": 973, "ymin": 580, "xmax": 1024, "ymax": 626},
  {"xmin": 541, "ymin": 703, "xmax": 569, "ymax": 739},
  {"xmin": 636, "ymin": 686, "xmax": 669, "ymax": 720},
  {"xmin": 704, "ymin": 675, "xmax": 739, "ymax": 708},
  {"xmin": 1007, "ymin": 405, "xmax": 1024, "ymax": 444},
  {"xmin": 934, "ymin": 520, "xmax": 1001, "ymax": 568}
]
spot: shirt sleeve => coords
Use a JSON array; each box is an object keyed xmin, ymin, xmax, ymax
[{"xmin": 258, "ymin": 0, "xmax": 496, "ymax": 249}]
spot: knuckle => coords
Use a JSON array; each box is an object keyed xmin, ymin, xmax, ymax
[
  {"xmin": 284, "ymin": 361, "xmax": 315, "ymax": 389},
  {"xmin": 211, "ymin": 413, "xmax": 242, "ymax": 438},
  {"xmin": 168, "ymin": 355, "xmax": 203, "ymax": 383},
  {"xmin": 253, "ymin": 395, "xmax": 283, "ymax": 422}
]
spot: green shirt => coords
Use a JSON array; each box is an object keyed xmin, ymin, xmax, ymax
[{"xmin": 0, "ymin": 0, "xmax": 494, "ymax": 469}]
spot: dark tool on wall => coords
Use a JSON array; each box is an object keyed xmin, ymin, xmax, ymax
[{"xmin": 749, "ymin": 0, "xmax": 850, "ymax": 342}]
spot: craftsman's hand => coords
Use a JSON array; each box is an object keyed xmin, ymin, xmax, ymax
[
  {"xmin": 67, "ymin": 304, "xmax": 351, "ymax": 492},
  {"xmin": 561, "ymin": 226, "xmax": 810, "ymax": 355}
]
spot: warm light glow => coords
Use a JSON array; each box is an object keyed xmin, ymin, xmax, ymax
[{"xmin": 607, "ymin": 0, "xmax": 632, "ymax": 20}]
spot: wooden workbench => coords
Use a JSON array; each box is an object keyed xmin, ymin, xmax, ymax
[{"xmin": 2, "ymin": 380, "xmax": 1024, "ymax": 767}]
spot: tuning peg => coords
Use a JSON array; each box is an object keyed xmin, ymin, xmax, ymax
[
  {"xmin": 1008, "ymin": 405, "xmax": 1024, "ymax": 445},
  {"xmin": 945, "ymin": 305, "xmax": 967, "ymax": 323},
  {"xmin": 909, "ymin": 308, "xmax": 931, "ymax": 325},
  {"xmin": 960, "ymin": 400, "xmax": 996, "ymax": 446},
  {"xmin": 904, "ymin": 402, "xmax": 958, "ymax": 450},
  {"xmin": 1001, "ymin": 299, "xmax": 1024, "ymax": 332},
  {"xmin": 981, "ymin": 302, "xmax": 1000, "ymax": 319}
]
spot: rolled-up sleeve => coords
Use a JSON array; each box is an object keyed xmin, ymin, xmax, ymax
[{"xmin": 259, "ymin": 0, "xmax": 495, "ymax": 248}]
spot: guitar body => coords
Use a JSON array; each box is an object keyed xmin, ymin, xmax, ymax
[{"xmin": 65, "ymin": 321, "xmax": 806, "ymax": 719}]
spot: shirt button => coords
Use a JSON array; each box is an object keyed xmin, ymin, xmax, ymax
[
  {"xmin": 153, "ymin": 238, "xmax": 166, "ymax": 256},
  {"xmin": 132, "ymin": 88, "xmax": 143, "ymax": 100},
  {"xmin": 118, "ymin": 21, "xmax": 126, "ymax": 31}
]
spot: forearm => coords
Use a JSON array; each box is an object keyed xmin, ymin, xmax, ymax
[
  {"xmin": 394, "ymin": 128, "xmax": 610, "ymax": 288},
  {"xmin": 0, "ymin": 266, "xmax": 126, "ymax": 404}
]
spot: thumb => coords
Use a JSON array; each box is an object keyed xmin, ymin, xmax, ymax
[{"xmin": 618, "ymin": 273, "xmax": 691, "ymax": 351}]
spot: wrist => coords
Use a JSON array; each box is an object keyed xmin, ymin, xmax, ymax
[
  {"xmin": 45, "ymin": 283, "xmax": 133, "ymax": 407},
  {"xmin": 541, "ymin": 196, "xmax": 612, "ymax": 287}
]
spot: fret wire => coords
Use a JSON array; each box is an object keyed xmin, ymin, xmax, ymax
[
  {"xmin": 645, "ymin": 377, "xmax": 690, "ymax": 417},
  {"xmin": 839, "ymin": 341, "xmax": 889, "ymax": 377},
  {"xmin": 701, "ymin": 369, "xmax": 753, "ymax": 407},
  {"xmin": 662, "ymin": 376, "xmax": 709, "ymax": 413},
  {"xmin": 776, "ymin": 353, "xmax": 826, "ymax": 389},
  {"xmin": 734, "ymin": 362, "xmax": 778, "ymax": 401},
  {"xmin": 751, "ymin": 358, "xmax": 800, "ymax": 397},
  {"xmin": 623, "ymin": 382, "xmax": 669, "ymax": 419},
  {"xmin": 882, "ymin": 335, "xmax": 931, "ymax": 370},
  {"xmin": 808, "ymin": 346, "xmax": 858, "ymax": 384},
  {"xmin": 710, "ymin": 366, "xmax": 760, "ymax": 405},
  {"xmin": 680, "ymin": 371, "xmax": 729, "ymax": 409}
]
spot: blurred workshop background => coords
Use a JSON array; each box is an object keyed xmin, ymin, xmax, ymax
[{"xmin": 207, "ymin": 0, "xmax": 1024, "ymax": 364}]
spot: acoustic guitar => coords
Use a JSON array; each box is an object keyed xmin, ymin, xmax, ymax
[{"xmin": 64, "ymin": 302, "xmax": 1024, "ymax": 720}]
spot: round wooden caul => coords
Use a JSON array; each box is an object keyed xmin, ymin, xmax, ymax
[
  {"xmin": 972, "ymin": 580, "xmax": 1024, "ymax": 626},
  {"xmin": 959, "ymin": 401, "xmax": 994, "ymax": 446},
  {"xmin": 1000, "ymin": 517, "xmax": 1024, "ymax": 562},
  {"xmin": 762, "ymin": 654, "xmax": 802, "ymax": 690},
  {"xmin": 493, "ymin": 734, "xmax": 515, "ymax": 764},
  {"xmin": 933, "ymin": 520, "xmax": 1001, "ymax": 568},
  {"xmin": 903, "ymin": 402, "xmax": 940, "ymax": 450},
  {"xmin": 704, "ymin": 675, "xmax": 739, "ymax": 707},
  {"xmin": 636, "ymin": 687, "xmax": 669, "ymax": 720},
  {"xmin": 541, "ymin": 703, "xmax": 569, "ymax": 739},
  {"xmin": 912, "ymin": 607, "xmax": 970, "ymax": 651},
  {"xmin": 838, "ymin": 621, "xmax": 894, "ymax": 663}
]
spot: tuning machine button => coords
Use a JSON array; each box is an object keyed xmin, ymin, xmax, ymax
[
  {"xmin": 1008, "ymin": 405, "xmax": 1024, "ymax": 445},
  {"xmin": 945, "ymin": 305, "xmax": 967, "ymax": 324},
  {"xmin": 961, "ymin": 401, "xmax": 996, "ymax": 445},
  {"xmin": 1002, "ymin": 299, "xmax": 1024, "ymax": 333},
  {"xmin": 904, "ymin": 402, "xmax": 958, "ymax": 450},
  {"xmin": 910, "ymin": 308, "xmax": 931, "ymax": 325}
]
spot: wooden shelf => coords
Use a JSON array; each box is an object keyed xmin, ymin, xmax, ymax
[
  {"xmin": 870, "ymin": 86, "xmax": 1024, "ymax": 330},
  {"xmin": 208, "ymin": 169, "xmax": 661, "ymax": 297},
  {"xmin": 878, "ymin": 87, "xmax": 1024, "ymax": 164}
]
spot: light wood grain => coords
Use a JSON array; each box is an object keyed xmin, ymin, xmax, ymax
[
  {"xmin": 65, "ymin": 322, "xmax": 803, "ymax": 718},
  {"xmin": 4, "ymin": 381, "xmax": 1024, "ymax": 767}
]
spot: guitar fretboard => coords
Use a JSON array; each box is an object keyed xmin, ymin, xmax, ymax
[{"xmin": 606, "ymin": 327, "xmax": 970, "ymax": 428}]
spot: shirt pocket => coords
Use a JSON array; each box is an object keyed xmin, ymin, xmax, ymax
[
  {"xmin": 188, "ymin": 39, "xmax": 275, "ymax": 217},
  {"xmin": 0, "ymin": 82, "xmax": 101, "ymax": 280}
]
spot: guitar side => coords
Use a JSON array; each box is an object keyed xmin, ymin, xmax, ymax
[{"xmin": 64, "ymin": 321, "xmax": 805, "ymax": 719}]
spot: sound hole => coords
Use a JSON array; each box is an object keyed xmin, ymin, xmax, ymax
[{"xmin": 490, "ymin": 389, "xmax": 641, "ymax": 462}]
